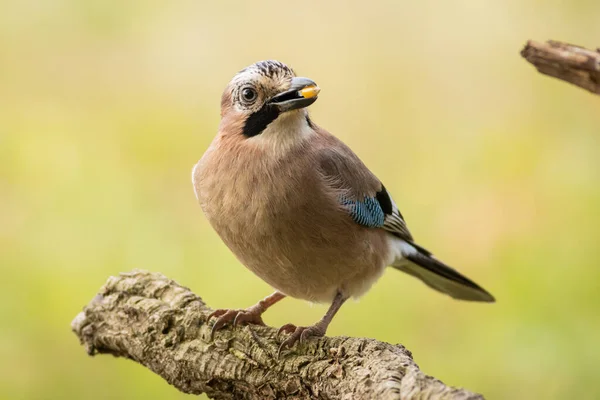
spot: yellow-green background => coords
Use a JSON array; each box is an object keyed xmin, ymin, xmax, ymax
[{"xmin": 2, "ymin": 1, "xmax": 599, "ymax": 399}]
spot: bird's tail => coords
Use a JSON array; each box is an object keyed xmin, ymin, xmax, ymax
[{"xmin": 392, "ymin": 240, "xmax": 495, "ymax": 302}]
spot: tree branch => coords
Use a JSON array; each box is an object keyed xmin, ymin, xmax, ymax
[
  {"xmin": 71, "ymin": 270, "xmax": 483, "ymax": 400},
  {"xmin": 521, "ymin": 40, "xmax": 600, "ymax": 95}
]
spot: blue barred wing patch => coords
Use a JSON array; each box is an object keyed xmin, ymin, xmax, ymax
[{"xmin": 340, "ymin": 196, "xmax": 385, "ymax": 228}]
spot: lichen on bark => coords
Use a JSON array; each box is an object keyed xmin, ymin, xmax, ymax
[{"xmin": 72, "ymin": 270, "xmax": 483, "ymax": 400}]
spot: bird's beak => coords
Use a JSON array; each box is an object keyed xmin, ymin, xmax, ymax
[{"xmin": 269, "ymin": 77, "xmax": 320, "ymax": 112}]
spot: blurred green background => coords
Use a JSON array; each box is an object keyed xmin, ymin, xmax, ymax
[{"xmin": 2, "ymin": 1, "xmax": 600, "ymax": 399}]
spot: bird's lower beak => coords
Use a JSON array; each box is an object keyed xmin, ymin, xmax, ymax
[{"xmin": 269, "ymin": 77, "xmax": 320, "ymax": 112}]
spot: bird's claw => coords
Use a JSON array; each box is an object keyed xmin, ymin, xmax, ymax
[
  {"xmin": 277, "ymin": 324, "xmax": 325, "ymax": 357},
  {"xmin": 208, "ymin": 308, "xmax": 265, "ymax": 340},
  {"xmin": 277, "ymin": 323, "xmax": 297, "ymax": 336}
]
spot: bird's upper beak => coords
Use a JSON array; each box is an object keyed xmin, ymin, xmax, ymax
[{"xmin": 268, "ymin": 77, "xmax": 320, "ymax": 112}]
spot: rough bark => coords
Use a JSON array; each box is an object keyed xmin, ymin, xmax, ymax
[
  {"xmin": 71, "ymin": 270, "xmax": 483, "ymax": 400},
  {"xmin": 521, "ymin": 40, "xmax": 600, "ymax": 95}
]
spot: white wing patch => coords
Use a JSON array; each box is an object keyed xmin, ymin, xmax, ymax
[{"xmin": 382, "ymin": 195, "xmax": 414, "ymax": 242}]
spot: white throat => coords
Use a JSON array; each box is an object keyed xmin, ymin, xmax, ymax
[{"xmin": 251, "ymin": 110, "xmax": 314, "ymax": 153}]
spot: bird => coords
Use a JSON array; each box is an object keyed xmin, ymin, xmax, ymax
[{"xmin": 192, "ymin": 60, "xmax": 494, "ymax": 352}]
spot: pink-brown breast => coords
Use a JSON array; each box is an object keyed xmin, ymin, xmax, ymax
[{"xmin": 193, "ymin": 130, "xmax": 392, "ymax": 303}]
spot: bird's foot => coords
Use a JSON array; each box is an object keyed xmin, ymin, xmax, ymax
[
  {"xmin": 208, "ymin": 307, "xmax": 265, "ymax": 339},
  {"xmin": 277, "ymin": 323, "xmax": 326, "ymax": 355}
]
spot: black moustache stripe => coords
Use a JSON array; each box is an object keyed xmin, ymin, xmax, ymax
[{"xmin": 242, "ymin": 104, "xmax": 280, "ymax": 137}]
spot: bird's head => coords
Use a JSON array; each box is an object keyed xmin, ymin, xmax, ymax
[{"xmin": 219, "ymin": 60, "xmax": 320, "ymax": 140}]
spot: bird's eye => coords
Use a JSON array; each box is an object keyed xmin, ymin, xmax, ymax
[{"xmin": 241, "ymin": 87, "xmax": 257, "ymax": 103}]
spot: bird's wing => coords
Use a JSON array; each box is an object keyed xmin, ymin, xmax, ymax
[
  {"xmin": 314, "ymin": 134, "xmax": 494, "ymax": 303},
  {"xmin": 316, "ymin": 144, "xmax": 413, "ymax": 242}
]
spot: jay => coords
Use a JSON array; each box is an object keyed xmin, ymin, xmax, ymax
[{"xmin": 192, "ymin": 60, "xmax": 494, "ymax": 351}]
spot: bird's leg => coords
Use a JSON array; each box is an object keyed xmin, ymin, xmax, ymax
[
  {"xmin": 208, "ymin": 291, "xmax": 286, "ymax": 338},
  {"xmin": 278, "ymin": 292, "xmax": 348, "ymax": 354}
]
